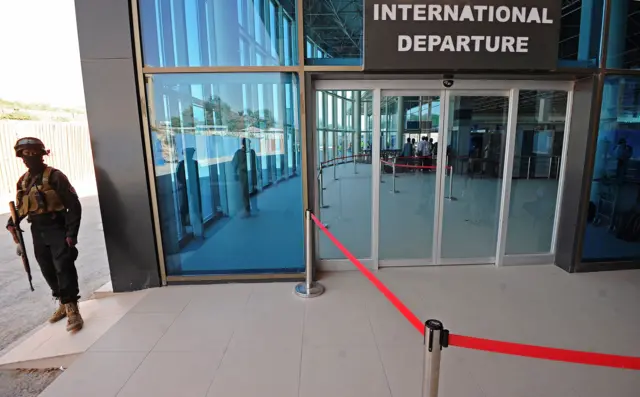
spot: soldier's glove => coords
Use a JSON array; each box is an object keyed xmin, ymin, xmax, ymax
[{"xmin": 66, "ymin": 237, "xmax": 77, "ymax": 247}]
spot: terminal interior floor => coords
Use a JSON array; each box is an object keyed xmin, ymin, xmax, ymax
[
  {"xmin": 167, "ymin": 176, "xmax": 304, "ymax": 274},
  {"xmin": 319, "ymin": 163, "xmax": 558, "ymax": 259},
  {"xmin": 39, "ymin": 266, "xmax": 640, "ymax": 397}
]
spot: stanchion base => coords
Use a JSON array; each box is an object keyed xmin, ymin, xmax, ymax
[
  {"xmin": 321, "ymin": 205, "xmax": 330, "ymax": 209},
  {"xmin": 391, "ymin": 190, "xmax": 399, "ymax": 193},
  {"xmin": 323, "ymin": 223, "xmax": 330, "ymax": 229},
  {"xmin": 294, "ymin": 282, "xmax": 325, "ymax": 298},
  {"xmin": 445, "ymin": 197, "xmax": 458, "ymax": 201}
]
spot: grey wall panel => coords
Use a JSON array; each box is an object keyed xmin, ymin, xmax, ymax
[
  {"xmin": 76, "ymin": 0, "xmax": 160, "ymax": 291},
  {"xmin": 555, "ymin": 76, "xmax": 598, "ymax": 272},
  {"xmin": 75, "ymin": 0, "xmax": 134, "ymax": 60}
]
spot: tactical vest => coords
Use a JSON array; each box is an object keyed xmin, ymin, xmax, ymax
[{"xmin": 18, "ymin": 167, "xmax": 65, "ymax": 217}]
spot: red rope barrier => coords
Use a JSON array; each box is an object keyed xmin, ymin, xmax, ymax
[
  {"xmin": 310, "ymin": 213, "xmax": 425, "ymax": 335},
  {"xmin": 380, "ymin": 160, "xmax": 451, "ymax": 170},
  {"xmin": 310, "ymin": 212, "xmax": 640, "ymax": 371},
  {"xmin": 321, "ymin": 154, "xmax": 369, "ymax": 166},
  {"xmin": 448, "ymin": 334, "xmax": 640, "ymax": 370}
]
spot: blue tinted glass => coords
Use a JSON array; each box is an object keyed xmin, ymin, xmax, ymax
[
  {"xmin": 557, "ymin": 0, "xmax": 603, "ymax": 68},
  {"xmin": 147, "ymin": 73, "xmax": 303, "ymax": 275},
  {"xmin": 303, "ymin": 0, "xmax": 362, "ymax": 65},
  {"xmin": 583, "ymin": 76, "xmax": 640, "ymax": 262},
  {"xmin": 605, "ymin": 0, "xmax": 640, "ymax": 69},
  {"xmin": 139, "ymin": 0, "xmax": 297, "ymax": 67}
]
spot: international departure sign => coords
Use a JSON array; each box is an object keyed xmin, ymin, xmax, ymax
[{"xmin": 364, "ymin": 1, "xmax": 561, "ymax": 71}]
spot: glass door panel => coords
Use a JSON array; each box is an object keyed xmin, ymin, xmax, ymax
[
  {"xmin": 316, "ymin": 90, "xmax": 373, "ymax": 259},
  {"xmin": 505, "ymin": 90, "xmax": 568, "ymax": 255},
  {"xmin": 440, "ymin": 94, "xmax": 509, "ymax": 260},
  {"xmin": 379, "ymin": 94, "xmax": 441, "ymax": 260}
]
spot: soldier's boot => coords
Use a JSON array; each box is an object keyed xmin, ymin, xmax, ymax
[
  {"xmin": 48, "ymin": 302, "xmax": 67, "ymax": 323},
  {"xmin": 65, "ymin": 302, "xmax": 84, "ymax": 332}
]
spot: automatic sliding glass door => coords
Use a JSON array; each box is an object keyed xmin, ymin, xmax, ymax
[{"xmin": 438, "ymin": 92, "xmax": 510, "ymax": 263}]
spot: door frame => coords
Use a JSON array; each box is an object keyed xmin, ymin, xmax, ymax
[{"xmin": 312, "ymin": 79, "xmax": 575, "ymax": 271}]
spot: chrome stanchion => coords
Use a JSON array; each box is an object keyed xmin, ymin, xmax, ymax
[
  {"xmin": 392, "ymin": 157, "xmax": 398, "ymax": 193},
  {"xmin": 445, "ymin": 166, "xmax": 457, "ymax": 201},
  {"xmin": 422, "ymin": 320, "xmax": 448, "ymax": 397},
  {"xmin": 527, "ymin": 157, "xmax": 531, "ymax": 180},
  {"xmin": 548, "ymin": 157, "xmax": 552, "ymax": 179},
  {"xmin": 295, "ymin": 210, "xmax": 325, "ymax": 298},
  {"xmin": 318, "ymin": 170, "xmax": 328, "ymax": 209},
  {"xmin": 333, "ymin": 159, "xmax": 338, "ymax": 180},
  {"xmin": 354, "ymin": 155, "xmax": 358, "ymax": 174},
  {"xmin": 380, "ymin": 159, "xmax": 386, "ymax": 183}
]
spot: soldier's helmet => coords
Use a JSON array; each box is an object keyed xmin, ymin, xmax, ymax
[{"xmin": 14, "ymin": 137, "xmax": 49, "ymax": 158}]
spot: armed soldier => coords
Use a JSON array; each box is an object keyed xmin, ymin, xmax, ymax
[{"xmin": 6, "ymin": 137, "xmax": 84, "ymax": 332}]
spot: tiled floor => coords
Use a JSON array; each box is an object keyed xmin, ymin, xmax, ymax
[
  {"xmin": 0, "ymin": 290, "xmax": 147, "ymax": 369},
  {"xmin": 39, "ymin": 266, "xmax": 640, "ymax": 397}
]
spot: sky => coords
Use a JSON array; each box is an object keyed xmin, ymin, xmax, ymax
[{"xmin": 0, "ymin": 0, "xmax": 85, "ymax": 108}]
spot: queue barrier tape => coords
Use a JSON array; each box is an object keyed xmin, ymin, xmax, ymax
[
  {"xmin": 311, "ymin": 213, "xmax": 640, "ymax": 371},
  {"xmin": 380, "ymin": 160, "xmax": 451, "ymax": 171},
  {"xmin": 448, "ymin": 334, "xmax": 640, "ymax": 370},
  {"xmin": 310, "ymin": 213, "xmax": 425, "ymax": 335}
]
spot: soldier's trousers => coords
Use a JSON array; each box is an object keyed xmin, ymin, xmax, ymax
[{"xmin": 31, "ymin": 224, "xmax": 80, "ymax": 304}]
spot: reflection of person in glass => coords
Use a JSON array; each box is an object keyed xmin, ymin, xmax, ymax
[
  {"xmin": 177, "ymin": 147, "xmax": 201, "ymax": 226},
  {"xmin": 232, "ymin": 138, "xmax": 258, "ymax": 217},
  {"xmin": 614, "ymin": 138, "xmax": 633, "ymax": 181}
]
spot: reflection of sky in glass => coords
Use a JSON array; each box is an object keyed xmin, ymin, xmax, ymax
[{"xmin": 140, "ymin": 0, "xmax": 297, "ymax": 67}]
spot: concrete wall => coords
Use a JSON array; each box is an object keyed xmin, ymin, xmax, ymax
[{"xmin": 74, "ymin": 0, "xmax": 160, "ymax": 291}]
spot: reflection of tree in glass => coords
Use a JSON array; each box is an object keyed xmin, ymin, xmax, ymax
[{"xmin": 204, "ymin": 96, "xmax": 275, "ymax": 133}]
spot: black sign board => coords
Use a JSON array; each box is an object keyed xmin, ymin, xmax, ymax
[{"xmin": 364, "ymin": 0, "xmax": 561, "ymax": 71}]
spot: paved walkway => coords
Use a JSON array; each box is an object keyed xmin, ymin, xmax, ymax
[
  {"xmin": 34, "ymin": 266, "xmax": 640, "ymax": 397},
  {"xmin": 0, "ymin": 195, "xmax": 110, "ymax": 353}
]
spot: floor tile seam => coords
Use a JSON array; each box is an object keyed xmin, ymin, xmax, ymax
[
  {"xmin": 203, "ymin": 287, "xmax": 254, "ymax": 397},
  {"xmin": 367, "ymin": 315, "xmax": 394, "ymax": 397},
  {"xmin": 296, "ymin": 302, "xmax": 307, "ymax": 397},
  {"xmin": 114, "ymin": 295, "xmax": 190, "ymax": 397},
  {"xmin": 203, "ymin": 327, "xmax": 238, "ymax": 397}
]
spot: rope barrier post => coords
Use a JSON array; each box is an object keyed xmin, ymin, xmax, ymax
[
  {"xmin": 527, "ymin": 157, "xmax": 531, "ymax": 180},
  {"xmin": 318, "ymin": 169, "xmax": 328, "ymax": 209},
  {"xmin": 380, "ymin": 159, "xmax": 385, "ymax": 183},
  {"xmin": 392, "ymin": 157, "xmax": 398, "ymax": 193},
  {"xmin": 445, "ymin": 166, "xmax": 457, "ymax": 201},
  {"xmin": 422, "ymin": 319, "xmax": 449, "ymax": 397},
  {"xmin": 295, "ymin": 210, "xmax": 325, "ymax": 299},
  {"xmin": 548, "ymin": 157, "xmax": 552, "ymax": 179},
  {"xmin": 354, "ymin": 155, "xmax": 358, "ymax": 174},
  {"xmin": 333, "ymin": 159, "xmax": 338, "ymax": 180}
]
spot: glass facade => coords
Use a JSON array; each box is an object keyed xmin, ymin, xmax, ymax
[
  {"xmin": 139, "ymin": 0, "xmax": 297, "ymax": 67},
  {"xmin": 303, "ymin": 0, "xmax": 362, "ymax": 66},
  {"xmin": 506, "ymin": 91, "xmax": 568, "ymax": 255},
  {"xmin": 605, "ymin": 0, "xmax": 640, "ymax": 69},
  {"xmin": 316, "ymin": 90, "xmax": 373, "ymax": 259},
  {"xmin": 146, "ymin": 73, "xmax": 303, "ymax": 275},
  {"xmin": 132, "ymin": 0, "xmax": 640, "ymax": 275},
  {"xmin": 583, "ymin": 76, "xmax": 640, "ymax": 262}
]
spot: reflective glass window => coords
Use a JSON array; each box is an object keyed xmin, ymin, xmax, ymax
[
  {"xmin": 557, "ymin": 0, "xmax": 604, "ymax": 67},
  {"xmin": 146, "ymin": 73, "xmax": 303, "ymax": 275},
  {"xmin": 605, "ymin": 0, "xmax": 640, "ymax": 68},
  {"xmin": 317, "ymin": 91, "xmax": 372, "ymax": 259},
  {"xmin": 506, "ymin": 91, "xmax": 568, "ymax": 255},
  {"xmin": 583, "ymin": 76, "xmax": 640, "ymax": 261},
  {"xmin": 139, "ymin": 0, "xmax": 297, "ymax": 67},
  {"xmin": 303, "ymin": 0, "xmax": 362, "ymax": 65}
]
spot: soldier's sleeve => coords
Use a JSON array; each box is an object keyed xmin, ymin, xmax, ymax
[
  {"xmin": 50, "ymin": 170, "xmax": 82, "ymax": 239},
  {"xmin": 7, "ymin": 177, "xmax": 25, "ymax": 229}
]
